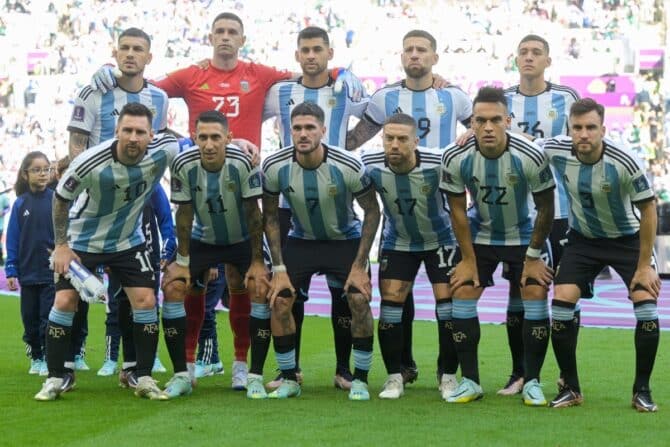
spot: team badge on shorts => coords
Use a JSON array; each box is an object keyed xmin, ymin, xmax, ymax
[
  {"xmin": 240, "ymin": 80, "xmax": 250, "ymax": 92},
  {"xmin": 380, "ymin": 256, "xmax": 388, "ymax": 272}
]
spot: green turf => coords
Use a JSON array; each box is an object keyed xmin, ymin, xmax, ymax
[{"xmin": 1, "ymin": 295, "xmax": 667, "ymax": 446}]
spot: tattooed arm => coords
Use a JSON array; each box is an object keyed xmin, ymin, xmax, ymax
[
  {"xmin": 68, "ymin": 130, "xmax": 89, "ymax": 159},
  {"xmin": 521, "ymin": 188, "xmax": 555, "ymax": 288},
  {"xmin": 345, "ymin": 118, "xmax": 382, "ymax": 150},
  {"xmin": 344, "ymin": 189, "xmax": 380, "ymax": 300},
  {"xmin": 52, "ymin": 195, "xmax": 78, "ymax": 275},
  {"xmin": 262, "ymin": 192, "xmax": 294, "ymax": 305}
]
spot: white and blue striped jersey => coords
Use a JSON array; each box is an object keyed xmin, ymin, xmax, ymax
[
  {"xmin": 262, "ymin": 144, "xmax": 373, "ymax": 241},
  {"xmin": 170, "ymin": 146, "xmax": 262, "ymax": 246},
  {"xmin": 67, "ymin": 81, "xmax": 169, "ymax": 146},
  {"xmin": 364, "ymin": 81, "xmax": 472, "ymax": 148},
  {"xmin": 504, "ymin": 82, "xmax": 579, "ymax": 219},
  {"xmin": 56, "ymin": 133, "xmax": 179, "ymax": 253},
  {"xmin": 542, "ymin": 135, "xmax": 655, "ymax": 239},
  {"xmin": 441, "ymin": 132, "xmax": 555, "ymax": 246},
  {"xmin": 362, "ymin": 147, "xmax": 454, "ymax": 251},
  {"xmin": 263, "ymin": 77, "xmax": 368, "ymax": 147}
]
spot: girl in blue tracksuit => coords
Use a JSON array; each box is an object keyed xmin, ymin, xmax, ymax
[{"xmin": 5, "ymin": 151, "xmax": 55, "ymax": 374}]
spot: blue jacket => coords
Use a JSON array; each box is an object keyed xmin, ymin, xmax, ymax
[{"xmin": 5, "ymin": 188, "xmax": 54, "ymax": 284}]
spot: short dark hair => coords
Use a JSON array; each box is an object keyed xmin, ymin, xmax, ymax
[
  {"xmin": 384, "ymin": 113, "xmax": 417, "ymax": 131},
  {"xmin": 518, "ymin": 34, "xmax": 549, "ymax": 54},
  {"xmin": 196, "ymin": 110, "xmax": 229, "ymax": 131},
  {"xmin": 473, "ymin": 86, "xmax": 507, "ymax": 108},
  {"xmin": 297, "ymin": 26, "xmax": 329, "ymax": 46},
  {"xmin": 290, "ymin": 101, "xmax": 325, "ymax": 125},
  {"xmin": 403, "ymin": 30, "xmax": 436, "ymax": 51},
  {"xmin": 212, "ymin": 12, "xmax": 244, "ymax": 33},
  {"xmin": 118, "ymin": 102, "xmax": 153, "ymax": 125},
  {"xmin": 119, "ymin": 27, "xmax": 151, "ymax": 49},
  {"xmin": 570, "ymin": 98, "xmax": 605, "ymax": 123}
]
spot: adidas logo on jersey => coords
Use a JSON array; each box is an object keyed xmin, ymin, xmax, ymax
[
  {"xmin": 285, "ymin": 99, "xmax": 295, "ymax": 107},
  {"xmin": 23, "ymin": 209, "xmax": 30, "ymax": 217},
  {"xmin": 394, "ymin": 107, "xmax": 403, "ymax": 114},
  {"xmin": 199, "ymin": 83, "xmax": 210, "ymax": 90}
]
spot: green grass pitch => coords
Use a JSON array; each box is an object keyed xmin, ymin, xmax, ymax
[{"xmin": 0, "ymin": 295, "xmax": 667, "ymax": 446}]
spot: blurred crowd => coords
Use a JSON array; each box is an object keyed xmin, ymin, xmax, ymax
[{"xmin": 0, "ymin": 0, "xmax": 667, "ymax": 201}]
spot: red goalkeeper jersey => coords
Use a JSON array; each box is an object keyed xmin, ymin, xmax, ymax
[{"xmin": 155, "ymin": 60, "xmax": 290, "ymax": 145}]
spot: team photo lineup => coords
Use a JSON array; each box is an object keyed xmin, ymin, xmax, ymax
[{"xmin": 3, "ymin": 2, "xmax": 666, "ymax": 414}]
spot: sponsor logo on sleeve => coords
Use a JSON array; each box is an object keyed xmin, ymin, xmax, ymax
[
  {"xmin": 248, "ymin": 172, "xmax": 261, "ymax": 189},
  {"xmin": 633, "ymin": 176, "xmax": 650, "ymax": 193},
  {"xmin": 63, "ymin": 176, "xmax": 80, "ymax": 193},
  {"xmin": 71, "ymin": 106, "xmax": 85, "ymax": 122}
]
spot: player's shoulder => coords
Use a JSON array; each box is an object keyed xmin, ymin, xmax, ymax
[
  {"xmin": 326, "ymin": 145, "xmax": 364, "ymax": 171},
  {"xmin": 172, "ymin": 147, "xmax": 201, "ymax": 173},
  {"xmin": 262, "ymin": 146, "xmax": 294, "ymax": 171},
  {"xmin": 75, "ymin": 85, "xmax": 101, "ymax": 103},
  {"xmin": 543, "ymin": 134, "xmax": 573, "ymax": 152},
  {"xmin": 225, "ymin": 145, "xmax": 254, "ymax": 170},
  {"xmin": 503, "ymin": 84, "xmax": 520, "ymax": 95},
  {"xmin": 148, "ymin": 132, "xmax": 178, "ymax": 151},
  {"xmin": 360, "ymin": 148, "xmax": 386, "ymax": 167},
  {"xmin": 417, "ymin": 146, "xmax": 444, "ymax": 167},
  {"xmin": 71, "ymin": 139, "xmax": 115, "ymax": 176},
  {"xmin": 442, "ymin": 138, "xmax": 475, "ymax": 166},
  {"xmin": 507, "ymin": 132, "xmax": 546, "ymax": 165},
  {"xmin": 371, "ymin": 80, "xmax": 403, "ymax": 97},
  {"xmin": 547, "ymin": 82, "xmax": 580, "ymax": 100},
  {"xmin": 144, "ymin": 81, "xmax": 169, "ymax": 99},
  {"xmin": 437, "ymin": 84, "xmax": 469, "ymax": 97},
  {"xmin": 603, "ymin": 139, "xmax": 643, "ymax": 175}
]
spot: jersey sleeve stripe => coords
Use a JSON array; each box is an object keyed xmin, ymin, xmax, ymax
[
  {"xmin": 261, "ymin": 148, "xmax": 294, "ymax": 172},
  {"xmin": 75, "ymin": 150, "xmax": 113, "ymax": 178},
  {"xmin": 605, "ymin": 144, "xmax": 641, "ymax": 175},
  {"xmin": 172, "ymin": 151, "xmax": 200, "ymax": 173},
  {"xmin": 509, "ymin": 140, "xmax": 545, "ymax": 166},
  {"xmin": 78, "ymin": 86, "xmax": 94, "ymax": 101}
]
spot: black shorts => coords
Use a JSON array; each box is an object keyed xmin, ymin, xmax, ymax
[
  {"xmin": 190, "ymin": 239, "xmax": 252, "ymax": 288},
  {"xmin": 555, "ymin": 230, "xmax": 654, "ymax": 298},
  {"xmin": 56, "ymin": 246, "xmax": 156, "ymax": 292},
  {"xmin": 379, "ymin": 245, "xmax": 460, "ymax": 283},
  {"xmin": 283, "ymin": 237, "xmax": 360, "ymax": 300},
  {"xmin": 549, "ymin": 218, "xmax": 569, "ymax": 267},
  {"xmin": 479, "ymin": 243, "xmax": 552, "ymax": 288}
]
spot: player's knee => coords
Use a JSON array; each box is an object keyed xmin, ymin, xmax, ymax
[
  {"xmin": 521, "ymin": 282, "xmax": 547, "ymax": 300},
  {"xmin": 347, "ymin": 293, "xmax": 369, "ymax": 313},
  {"xmin": 162, "ymin": 279, "xmax": 188, "ymax": 301}
]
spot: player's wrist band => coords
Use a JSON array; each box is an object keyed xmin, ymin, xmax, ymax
[
  {"xmin": 273, "ymin": 264, "xmax": 287, "ymax": 273},
  {"xmin": 176, "ymin": 253, "xmax": 190, "ymax": 267},
  {"xmin": 526, "ymin": 247, "xmax": 542, "ymax": 259}
]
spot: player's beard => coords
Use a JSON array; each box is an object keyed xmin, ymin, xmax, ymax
[{"xmin": 404, "ymin": 65, "xmax": 430, "ymax": 80}]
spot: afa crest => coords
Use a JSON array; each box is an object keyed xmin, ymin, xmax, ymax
[
  {"xmin": 506, "ymin": 172, "xmax": 519, "ymax": 185},
  {"xmin": 547, "ymin": 109, "xmax": 557, "ymax": 120},
  {"xmin": 421, "ymin": 184, "xmax": 431, "ymax": 195},
  {"xmin": 227, "ymin": 182, "xmax": 237, "ymax": 192}
]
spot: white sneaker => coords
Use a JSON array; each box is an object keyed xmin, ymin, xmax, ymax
[
  {"xmin": 35, "ymin": 377, "xmax": 64, "ymax": 401},
  {"xmin": 378, "ymin": 373, "xmax": 404, "ymax": 399},
  {"xmin": 231, "ymin": 361, "xmax": 248, "ymax": 390},
  {"xmin": 135, "ymin": 376, "xmax": 169, "ymax": 401},
  {"xmin": 439, "ymin": 374, "xmax": 459, "ymax": 400}
]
